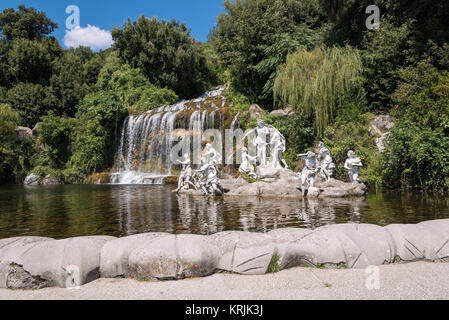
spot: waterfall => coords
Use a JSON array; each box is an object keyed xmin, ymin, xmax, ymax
[{"xmin": 110, "ymin": 86, "xmax": 229, "ymax": 184}]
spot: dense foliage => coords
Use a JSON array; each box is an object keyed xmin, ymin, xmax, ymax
[
  {"xmin": 382, "ymin": 63, "xmax": 449, "ymax": 193},
  {"xmin": 273, "ymin": 46, "xmax": 363, "ymax": 135},
  {"xmin": 112, "ymin": 16, "xmax": 216, "ymax": 99},
  {"xmin": 211, "ymin": 0, "xmax": 325, "ymax": 105}
]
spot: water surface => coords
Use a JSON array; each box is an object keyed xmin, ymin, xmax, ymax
[{"xmin": 0, "ymin": 185, "xmax": 447, "ymax": 239}]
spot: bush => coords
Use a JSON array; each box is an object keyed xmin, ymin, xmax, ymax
[
  {"xmin": 97, "ymin": 63, "xmax": 178, "ymax": 112},
  {"xmin": 382, "ymin": 122, "xmax": 449, "ymax": 193},
  {"xmin": 37, "ymin": 113, "xmax": 74, "ymax": 168},
  {"xmin": 0, "ymin": 103, "xmax": 19, "ymax": 136},
  {"xmin": 67, "ymin": 118, "xmax": 108, "ymax": 177},
  {"xmin": 5, "ymin": 82, "xmax": 57, "ymax": 128},
  {"xmin": 382, "ymin": 62, "xmax": 449, "ymax": 193}
]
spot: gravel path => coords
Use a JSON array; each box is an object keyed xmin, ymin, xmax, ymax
[{"xmin": 0, "ymin": 262, "xmax": 448, "ymax": 300}]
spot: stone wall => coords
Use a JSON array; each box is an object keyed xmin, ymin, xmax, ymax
[{"xmin": 0, "ymin": 219, "xmax": 448, "ymax": 289}]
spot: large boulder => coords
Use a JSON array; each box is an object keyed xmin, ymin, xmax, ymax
[
  {"xmin": 249, "ymin": 104, "xmax": 266, "ymax": 120},
  {"xmin": 270, "ymin": 106, "xmax": 295, "ymax": 118},
  {"xmin": 23, "ymin": 174, "xmax": 40, "ymax": 186},
  {"xmin": 127, "ymin": 234, "xmax": 220, "ymax": 280},
  {"xmin": 42, "ymin": 174, "xmax": 60, "ymax": 186},
  {"xmin": 284, "ymin": 224, "xmax": 396, "ymax": 269},
  {"xmin": 24, "ymin": 174, "xmax": 61, "ymax": 186},
  {"xmin": 15, "ymin": 127, "xmax": 33, "ymax": 140},
  {"xmin": 386, "ymin": 219, "xmax": 449, "ymax": 262},
  {"xmin": 0, "ymin": 236, "xmax": 115, "ymax": 289},
  {"xmin": 369, "ymin": 115, "xmax": 395, "ymax": 137},
  {"xmin": 212, "ymin": 231, "xmax": 276, "ymax": 275}
]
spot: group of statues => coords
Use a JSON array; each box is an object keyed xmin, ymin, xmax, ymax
[
  {"xmin": 297, "ymin": 142, "xmax": 363, "ymax": 194},
  {"xmin": 175, "ymin": 144, "xmax": 224, "ymax": 196},
  {"xmin": 175, "ymin": 119, "xmax": 364, "ymax": 197},
  {"xmin": 238, "ymin": 119, "xmax": 289, "ymax": 178}
]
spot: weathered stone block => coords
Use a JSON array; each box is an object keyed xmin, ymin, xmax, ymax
[
  {"xmin": 212, "ymin": 231, "xmax": 275, "ymax": 275},
  {"xmin": 127, "ymin": 234, "xmax": 219, "ymax": 280},
  {"xmin": 285, "ymin": 224, "xmax": 396, "ymax": 269},
  {"xmin": 0, "ymin": 236, "xmax": 114, "ymax": 289}
]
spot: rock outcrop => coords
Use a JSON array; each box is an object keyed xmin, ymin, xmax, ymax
[
  {"xmin": 24, "ymin": 174, "xmax": 61, "ymax": 186},
  {"xmin": 220, "ymin": 170, "xmax": 367, "ymax": 198},
  {"xmin": 15, "ymin": 127, "xmax": 33, "ymax": 140},
  {"xmin": 249, "ymin": 104, "xmax": 266, "ymax": 120}
]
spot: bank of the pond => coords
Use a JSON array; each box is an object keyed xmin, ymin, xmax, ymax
[
  {"xmin": 0, "ymin": 219, "xmax": 448, "ymax": 290},
  {"xmin": 1, "ymin": 261, "xmax": 448, "ymax": 300}
]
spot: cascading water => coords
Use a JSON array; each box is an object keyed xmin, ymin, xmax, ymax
[{"xmin": 110, "ymin": 86, "xmax": 231, "ymax": 184}]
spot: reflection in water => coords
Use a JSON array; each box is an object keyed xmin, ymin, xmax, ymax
[{"xmin": 0, "ymin": 185, "xmax": 447, "ymax": 239}]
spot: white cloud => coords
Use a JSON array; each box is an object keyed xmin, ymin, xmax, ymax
[{"xmin": 64, "ymin": 25, "xmax": 113, "ymax": 51}]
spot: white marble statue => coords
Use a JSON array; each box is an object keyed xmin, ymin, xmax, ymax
[
  {"xmin": 317, "ymin": 143, "xmax": 335, "ymax": 182},
  {"xmin": 242, "ymin": 119, "xmax": 288, "ymax": 170},
  {"xmin": 269, "ymin": 127, "xmax": 289, "ymax": 169},
  {"xmin": 204, "ymin": 143, "xmax": 222, "ymax": 165},
  {"xmin": 176, "ymin": 153, "xmax": 197, "ymax": 193},
  {"xmin": 195, "ymin": 158, "xmax": 223, "ymax": 196},
  {"xmin": 297, "ymin": 151, "xmax": 319, "ymax": 195},
  {"xmin": 344, "ymin": 150, "xmax": 363, "ymax": 183},
  {"xmin": 239, "ymin": 147, "xmax": 258, "ymax": 179},
  {"xmin": 242, "ymin": 119, "xmax": 271, "ymax": 167}
]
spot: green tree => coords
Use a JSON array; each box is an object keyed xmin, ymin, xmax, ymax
[
  {"xmin": 211, "ymin": 0, "xmax": 325, "ymax": 104},
  {"xmin": 50, "ymin": 51, "xmax": 90, "ymax": 117},
  {"xmin": 361, "ymin": 20, "xmax": 418, "ymax": 110},
  {"xmin": 255, "ymin": 29, "xmax": 318, "ymax": 100},
  {"xmin": 7, "ymin": 37, "xmax": 62, "ymax": 85},
  {"xmin": 382, "ymin": 62, "xmax": 449, "ymax": 193},
  {"xmin": 273, "ymin": 46, "xmax": 363, "ymax": 134},
  {"xmin": 112, "ymin": 16, "xmax": 214, "ymax": 99},
  {"xmin": 0, "ymin": 5, "xmax": 58, "ymax": 41},
  {"xmin": 6, "ymin": 83, "xmax": 57, "ymax": 128}
]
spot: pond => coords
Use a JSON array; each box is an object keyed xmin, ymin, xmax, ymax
[{"xmin": 0, "ymin": 185, "xmax": 448, "ymax": 239}]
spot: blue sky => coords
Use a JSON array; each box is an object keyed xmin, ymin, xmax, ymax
[{"xmin": 1, "ymin": 0, "xmax": 225, "ymax": 49}]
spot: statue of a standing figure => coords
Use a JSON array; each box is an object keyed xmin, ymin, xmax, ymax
[
  {"xmin": 297, "ymin": 152, "xmax": 319, "ymax": 195},
  {"xmin": 344, "ymin": 151, "xmax": 363, "ymax": 183},
  {"xmin": 269, "ymin": 128, "xmax": 289, "ymax": 169},
  {"xmin": 239, "ymin": 147, "xmax": 258, "ymax": 179},
  {"xmin": 204, "ymin": 143, "xmax": 222, "ymax": 165},
  {"xmin": 175, "ymin": 153, "xmax": 196, "ymax": 193},
  {"xmin": 242, "ymin": 119, "xmax": 271, "ymax": 167}
]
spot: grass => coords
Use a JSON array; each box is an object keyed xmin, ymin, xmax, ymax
[{"xmin": 267, "ymin": 253, "xmax": 281, "ymax": 273}]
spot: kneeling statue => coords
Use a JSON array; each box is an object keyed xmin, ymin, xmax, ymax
[{"xmin": 239, "ymin": 147, "xmax": 258, "ymax": 179}]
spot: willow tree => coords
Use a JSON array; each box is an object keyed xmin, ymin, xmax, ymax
[{"xmin": 273, "ymin": 46, "xmax": 362, "ymax": 134}]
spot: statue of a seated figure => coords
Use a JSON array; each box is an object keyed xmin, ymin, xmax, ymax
[
  {"xmin": 195, "ymin": 157, "xmax": 224, "ymax": 196},
  {"xmin": 239, "ymin": 147, "xmax": 258, "ymax": 179}
]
